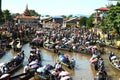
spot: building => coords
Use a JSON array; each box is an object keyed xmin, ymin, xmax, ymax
[
  {"xmin": 93, "ymin": 7, "xmax": 109, "ymax": 25},
  {"xmin": 14, "ymin": 5, "xmax": 39, "ymax": 26},
  {"xmin": 64, "ymin": 17, "xmax": 80, "ymax": 27},
  {"xmin": 41, "ymin": 16, "xmax": 63, "ymax": 28}
]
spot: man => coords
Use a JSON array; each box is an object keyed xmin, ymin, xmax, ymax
[
  {"xmin": 55, "ymin": 62, "xmax": 62, "ymax": 71},
  {"xmin": 70, "ymin": 58, "xmax": 76, "ymax": 68}
]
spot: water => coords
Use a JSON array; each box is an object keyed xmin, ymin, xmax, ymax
[{"xmin": 0, "ymin": 43, "xmax": 120, "ymax": 80}]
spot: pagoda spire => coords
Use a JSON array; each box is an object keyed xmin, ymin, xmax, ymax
[{"xmin": 24, "ymin": 4, "xmax": 31, "ymax": 16}]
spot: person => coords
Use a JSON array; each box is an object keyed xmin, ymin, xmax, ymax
[
  {"xmin": 23, "ymin": 64, "xmax": 31, "ymax": 73},
  {"xmin": 55, "ymin": 62, "xmax": 62, "ymax": 71},
  {"xmin": 70, "ymin": 58, "xmax": 76, "ymax": 68}
]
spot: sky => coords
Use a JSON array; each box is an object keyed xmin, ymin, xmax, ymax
[{"xmin": 2, "ymin": 0, "xmax": 117, "ymax": 16}]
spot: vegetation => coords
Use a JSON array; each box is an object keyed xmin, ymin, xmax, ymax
[{"xmin": 100, "ymin": 2, "xmax": 120, "ymax": 35}]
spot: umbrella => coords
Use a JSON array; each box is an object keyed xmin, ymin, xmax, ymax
[
  {"xmin": 37, "ymin": 67, "xmax": 45, "ymax": 73},
  {"xmin": 32, "ymin": 37, "xmax": 40, "ymax": 41},
  {"xmin": 60, "ymin": 76, "xmax": 71, "ymax": 80},
  {"xmin": 64, "ymin": 54, "xmax": 69, "ymax": 58},
  {"xmin": 36, "ymin": 31, "xmax": 41, "ymax": 34},
  {"xmin": 92, "ymin": 46, "xmax": 97, "ymax": 50},
  {"xmin": 30, "ymin": 64, "xmax": 39, "ymax": 69},
  {"xmin": 0, "ymin": 74, "xmax": 10, "ymax": 79},
  {"xmin": 85, "ymin": 42, "xmax": 90, "ymax": 44},
  {"xmin": 96, "ymin": 40, "xmax": 101, "ymax": 43},
  {"xmin": 111, "ymin": 56, "xmax": 117, "ymax": 60},
  {"xmin": 59, "ymin": 71, "xmax": 70, "ymax": 76},
  {"xmin": 43, "ymin": 64, "xmax": 54, "ymax": 70},
  {"xmin": 29, "ymin": 61, "xmax": 38, "ymax": 66}
]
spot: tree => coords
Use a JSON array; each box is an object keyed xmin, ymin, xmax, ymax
[
  {"xmin": 79, "ymin": 16, "xmax": 87, "ymax": 26},
  {"xmin": 102, "ymin": 3, "xmax": 120, "ymax": 35},
  {"xmin": 2, "ymin": 9, "xmax": 12, "ymax": 22},
  {"xmin": 67, "ymin": 14, "xmax": 73, "ymax": 19},
  {"xmin": 61, "ymin": 15, "xmax": 67, "ymax": 18},
  {"xmin": 29, "ymin": 10, "xmax": 40, "ymax": 17},
  {"xmin": 86, "ymin": 14, "xmax": 94, "ymax": 28},
  {"xmin": 11, "ymin": 13, "xmax": 20, "ymax": 18}
]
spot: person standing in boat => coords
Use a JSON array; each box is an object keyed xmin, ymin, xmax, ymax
[
  {"xmin": 55, "ymin": 62, "xmax": 62, "ymax": 71},
  {"xmin": 70, "ymin": 58, "xmax": 76, "ymax": 68}
]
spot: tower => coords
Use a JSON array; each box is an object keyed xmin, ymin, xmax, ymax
[{"xmin": 24, "ymin": 4, "xmax": 31, "ymax": 16}]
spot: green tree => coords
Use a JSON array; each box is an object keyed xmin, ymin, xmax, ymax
[
  {"xmin": 79, "ymin": 16, "xmax": 87, "ymax": 26},
  {"xmin": 29, "ymin": 10, "xmax": 40, "ymax": 17},
  {"xmin": 102, "ymin": 3, "xmax": 120, "ymax": 35},
  {"xmin": 2, "ymin": 9, "xmax": 12, "ymax": 22},
  {"xmin": 11, "ymin": 13, "xmax": 20, "ymax": 18},
  {"xmin": 67, "ymin": 14, "xmax": 73, "ymax": 19},
  {"xmin": 86, "ymin": 14, "xmax": 94, "ymax": 28}
]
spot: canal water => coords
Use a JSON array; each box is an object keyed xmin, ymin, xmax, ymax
[{"xmin": 0, "ymin": 43, "xmax": 120, "ymax": 80}]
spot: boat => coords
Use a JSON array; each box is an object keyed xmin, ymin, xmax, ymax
[
  {"xmin": 43, "ymin": 42, "xmax": 57, "ymax": 53},
  {"xmin": 0, "ymin": 51, "xmax": 25, "ymax": 76},
  {"xmin": 12, "ymin": 39, "xmax": 22, "ymax": 52},
  {"xmin": 108, "ymin": 54, "xmax": 120, "ymax": 71},
  {"xmin": 0, "ymin": 50, "xmax": 5, "ymax": 58},
  {"xmin": 94, "ymin": 71, "xmax": 107, "ymax": 80},
  {"xmin": 57, "ymin": 53, "xmax": 75, "ymax": 69}
]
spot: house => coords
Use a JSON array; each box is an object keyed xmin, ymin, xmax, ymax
[
  {"xmin": 40, "ymin": 16, "xmax": 63, "ymax": 28},
  {"xmin": 64, "ymin": 17, "xmax": 80, "ymax": 27},
  {"xmin": 93, "ymin": 7, "xmax": 109, "ymax": 25}
]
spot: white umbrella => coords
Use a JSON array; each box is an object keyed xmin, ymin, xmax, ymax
[
  {"xmin": 37, "ymin": 67, "xmax": 45, "ymax": 73},
  {"xmin": 29, "ymin": 61, "xmax": 38, "ymax": 66},
  {"xmin": 60, "ymin": 76, "xmax": 71, "ymax": 80},
  {"xmin": 59, "ymin": 71, "xmax": 70, "ymax": 76},
  {"xmin": 0, "ymin": 74, "xmax": 10, "ymax": 79},
  {"xmin": 111, "ymin": 56, "xmax": 117, "ymax": 60}
]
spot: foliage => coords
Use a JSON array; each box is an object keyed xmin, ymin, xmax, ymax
[
  {"xmin": 61, "ymin": 15, "xmax": 67, "ymax": 18},
  {"xmin": 86, "ymin": 14, "xmax": 94, "ymax": 28},
  {"xmin": 2, "ymin": 9, "xmax": 12, "ymax": 22},
  {"xmin": 29, "ymin": 10, "xmax": 40, "ymax": 17},
  {"xmin": 67, "ymin": 14, "xmax": 73, "ymax": 19},
  {"xmin": 101, "ymin": 3, "xmax": 120, "ymax": 35},
  {"xmin": 79, "ymin": 16, "xmax": 87, "ymax": 26}
]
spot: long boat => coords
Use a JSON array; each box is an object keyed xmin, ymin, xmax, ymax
[
  {"xmin": 57, "ymin": 53, "xmax": 75, "ymax": 70},
  {"xmin": 0, "ymin": 51, "xmax": 25, "ymax": 77},
  {"xmin": 108, "ymin": 55, "xmax": 120, "ymax": 71},
  {"xmin": 43, "ymin": 42, "xmax": 56, "ymax": 53},
  {"xmin": 12, "ymin": 39, "xmax": 22, "ymax": 52}
]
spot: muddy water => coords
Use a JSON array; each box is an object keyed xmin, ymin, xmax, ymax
[{"xmin": 0, "ymin": 43, "xmax": 120, "ymax": 80}]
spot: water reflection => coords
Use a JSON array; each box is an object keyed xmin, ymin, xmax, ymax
[{"xmin": 0, "ymin": 44, "xmax": 120, "ymax": 80}]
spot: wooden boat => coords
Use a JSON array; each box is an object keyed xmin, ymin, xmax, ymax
[
  {"xmin": 0, "ymin": 50, "xmax": 5, "ymax": 58},
  {"xmin": 12, "ymin": 39, "xmax": 22, "ymax": 52},
  {"xmin": 108, "ymin": 54, "xmax": 120, "ymax": 71},
  {"xmin": 0, "ymin": 51, "xmax": 25, "ymax": 76},
  {"xmin": 57, "ymin": 53, "xmax": 75, "ymax": 69},
  {"xmin": 94, "ymin": 71, "xmax": 107, "ymax": 80},
  {"xmin": 43, "ymin": 42, "xmax": 58, "ymax": 53}
]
